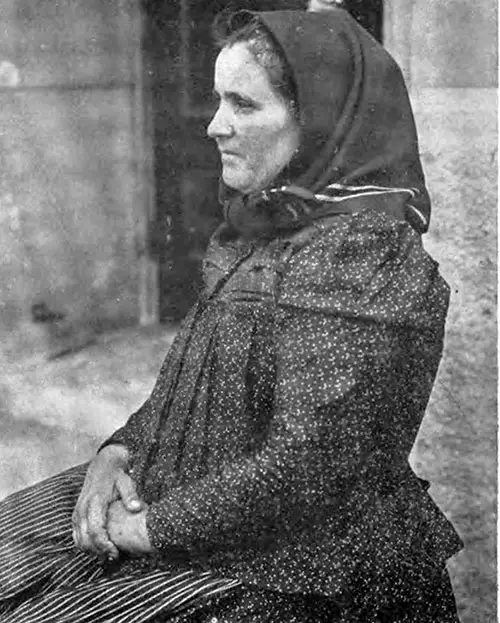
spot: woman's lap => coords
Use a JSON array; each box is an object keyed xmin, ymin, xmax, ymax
[
  {"xmin": 0, "ymin": 468, "xmax": 460, "ymax": 623},
  {"xmin": 0, "ymin": 466, "xmax": 238, "ymax": 623}
]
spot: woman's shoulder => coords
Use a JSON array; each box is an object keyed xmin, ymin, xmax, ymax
[
  {"xmin": 277, "ymin": 209, "xmax": 449, "ymax": 327},
  {"xmin": 281, "ymin": 209, "xmax": 425, "ymax": 279}
]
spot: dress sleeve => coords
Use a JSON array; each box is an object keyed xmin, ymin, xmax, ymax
[
  {"xmin": 99, "ymin": 399, "xmax": 155, "ymax": 458},
  {"xmin": 145, "ymin": 214, "xmax": 449, "ymax": 555}
]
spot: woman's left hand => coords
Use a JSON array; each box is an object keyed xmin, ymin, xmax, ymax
[{"xmin": 107, "ymin": 500, "xmax": 153, "ymax": 555}]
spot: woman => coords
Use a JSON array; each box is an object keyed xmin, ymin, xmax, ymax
[{"xmin": 0, "ymin": 7, "xmax": 463, "ymax": 622}]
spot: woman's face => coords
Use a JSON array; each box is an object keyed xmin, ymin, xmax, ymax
[{"xmin": 207, "ymin": 42, "xmax": 300, "ymax": 195}]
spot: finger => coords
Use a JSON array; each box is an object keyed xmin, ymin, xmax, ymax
[
  {"xmin": 116, "ymin": 472, "xmax": 143, "ymax": 513},
  {"xmin": 86, "ymin": 497, "xmax": 119, "ymax": 558},
  {"xmin": 91, "ymin": 522, "xmax": 119, "ymax": 560},
  {"xmin": 71, "ymin": 508, "xmax": 85, "ymax": 550},
  {"xmin": 72, "ymin": 524, "xmax": 79, "ymax": 549},
  {"xmin": 75, "ymin": 508, "xmax": 92, "ymax": 551},
  {"xmin": 88, "ymin": 519, "xmax": 119, "ymax": 558}
]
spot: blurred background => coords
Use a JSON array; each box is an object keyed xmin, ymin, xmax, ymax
[{"xmin": 0, "ymin": 1, "xmax": 496, "ymax": 621}]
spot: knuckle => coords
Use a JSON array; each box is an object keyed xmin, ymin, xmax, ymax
[
  {"xmin": 117, "ymin": 476, "xmax": 129, "ymax": 493},
  {"xmin": 89, "ymin": 498, "xmax": 106, "ymax": 518},
  {"xmin": 89, "ymin": 492, "xmax": 103, "ymax": 506},
  {"xmin": 94, "ymin": 535, "xmax": 111, "ymax": 553},
  {"xmin": 78, "ymin": 535, "xmax": 91, "ymax": 552},
  {"xmin": 72, "ymin": 506, "xmax": 82, "ymax": 522}
]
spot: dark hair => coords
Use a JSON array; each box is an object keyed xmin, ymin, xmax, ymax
[{"xmin": 212, "ymin": 12, "xmax": 299, "ymax": 118}]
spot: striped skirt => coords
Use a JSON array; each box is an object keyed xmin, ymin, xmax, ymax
[{"xmin": 0, "ymin": 464, "xmax": 239, "ymax": 623}]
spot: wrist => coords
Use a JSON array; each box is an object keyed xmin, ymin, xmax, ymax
[{"xmin": 96, "ymin": 444, "xmax": 130, "ymax": 469}]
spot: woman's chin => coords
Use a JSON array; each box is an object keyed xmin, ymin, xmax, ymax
[
  {"xmin": 222, "ymin": 175, "xmax": 253, "ymax": 195},
  {"xmin": 222, "ymin": 171, "xmax": 274, "ymax": 196}
]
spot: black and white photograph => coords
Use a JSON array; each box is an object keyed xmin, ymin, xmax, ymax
[{"xmin": 0, "ymin": 1, "xmax": 496, "ymax": 621}]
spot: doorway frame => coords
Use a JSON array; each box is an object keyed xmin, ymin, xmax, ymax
[{"xmin": 135, "ymin": 1, "xmax": 160, "ymax": 325}]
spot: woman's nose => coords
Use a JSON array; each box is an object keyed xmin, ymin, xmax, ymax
[{"xmin": 207, "ymin": 104, "xmax": 233, "ymax": 139}]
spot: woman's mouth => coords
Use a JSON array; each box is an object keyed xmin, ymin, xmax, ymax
[{"xmin": 220, "ymin": 151, "xmax": 240, "ymax": 162}]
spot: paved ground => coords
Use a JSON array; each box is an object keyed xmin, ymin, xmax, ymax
[{"xmin": 0, "ymin": 324, "xmax": 177, "ymax": 496}]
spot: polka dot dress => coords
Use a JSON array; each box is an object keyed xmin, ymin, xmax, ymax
[{"xmin": 104, "ymin": 207, "xmax": 463, "ymax": 620}]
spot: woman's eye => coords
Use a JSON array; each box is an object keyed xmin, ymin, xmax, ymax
[{"xmin": 232, "ymin": 96, "xmax": 256, "ymax": 112}]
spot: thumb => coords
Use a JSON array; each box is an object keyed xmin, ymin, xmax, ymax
[{"xmin": 115, "ymin": 471, "xmax": 143, "ymax": 512}]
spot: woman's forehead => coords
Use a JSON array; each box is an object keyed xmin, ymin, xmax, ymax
[{"xmin": 214, "ymin": 43, "xmax": 276, "ymax": 100}]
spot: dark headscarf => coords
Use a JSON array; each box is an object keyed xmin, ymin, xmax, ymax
[{"xmin": 219, "ymin": 8, "xmax": 430, "ymax": 236}]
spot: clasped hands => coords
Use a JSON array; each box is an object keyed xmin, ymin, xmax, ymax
[{"xmin": 72, "ymin": 445, "xmax": 153, "ymax": 561}]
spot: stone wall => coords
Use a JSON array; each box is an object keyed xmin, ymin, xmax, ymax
[
  {"xmin": 0, "ymin": 0, "xmax": 145, "ymax": 360},
  {"xmin": 409, "ymin": 87, "xmax": 497, "ymax": 622},
  {"xmin": 0, "ymin": 0, "xmax": 496, "ymax": 361},
  {"xmin": 385, "ymin": 0, "xmax": 497, "ymax": 88}
]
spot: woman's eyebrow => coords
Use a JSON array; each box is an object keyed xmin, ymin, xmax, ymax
[
  {"xmin": 213, "ymin": 85, "xmax": 257, "ymax": 101},
  {"xmin": 223, "ymin": 90, "xmax": 259, "ymax": 104}
]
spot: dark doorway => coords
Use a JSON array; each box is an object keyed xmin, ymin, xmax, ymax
[
  {"xmin": 143, "ymin": 0, "xmax": 216, "ymax": 321},
  {"xmin": 343, "ymin": 0, "xmax": 383, "ymax": 42},
  {"xmin": 142, "ymin": 0, "xmax": 383, "ymax": 321}
]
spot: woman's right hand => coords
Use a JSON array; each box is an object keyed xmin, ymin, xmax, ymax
[{"xmin": 72, "ymin": 444, "xmax": 143, "ymax": 560}]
